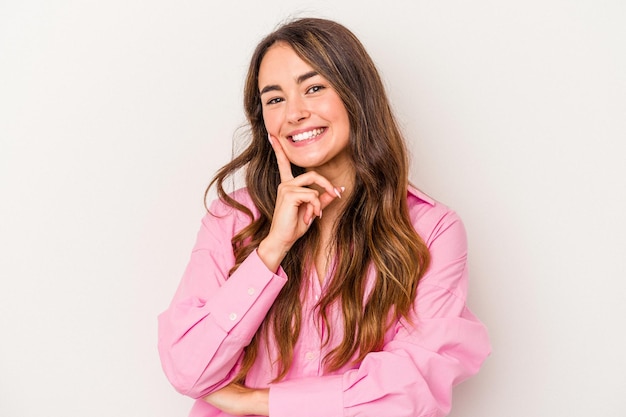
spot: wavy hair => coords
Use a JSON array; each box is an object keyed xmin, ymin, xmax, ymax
[{"xmin": 206, "ymin": 18, "xmax": 430, "ymax": 382}]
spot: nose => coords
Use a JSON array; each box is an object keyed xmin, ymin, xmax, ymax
[{"xmin": 286, "ymin": 95, "xmax": 309, "ymax": 123}]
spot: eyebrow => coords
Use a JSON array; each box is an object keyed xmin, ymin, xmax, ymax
[{"xmin": 259, "ymin": 71, "xmax": 319, "ymax": 95}]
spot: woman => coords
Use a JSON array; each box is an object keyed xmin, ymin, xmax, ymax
[{"xmin": 158, "ymin": 18, "xmax": 490, "ymax": 417}]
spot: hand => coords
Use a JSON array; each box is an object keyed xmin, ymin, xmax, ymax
[
  {"xmin": 257, "ymin": 134, "xmax": 343, "ymax": 271},
  {"xmin": 203, "ymin": 383, "xmax": 269, "ymax": 416}
]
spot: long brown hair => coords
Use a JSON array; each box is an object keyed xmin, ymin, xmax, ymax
[{"xmin": 206, "ymin": 18, "xmax": 430, "ymax": 382}]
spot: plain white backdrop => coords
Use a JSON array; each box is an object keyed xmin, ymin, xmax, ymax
[{"xmin": 1, "ymin": 1, "xmax": 625, "ymax": 416}]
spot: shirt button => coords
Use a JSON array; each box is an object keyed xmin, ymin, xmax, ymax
[
  {"xmin": 305, "ymin": 352, "xmax": 315, "ymax": 361},
  {"xmin": 229, "ymin": 313, "xmax": 237, "ymax": 321},
  {"xmin": 247, "ymin": 287, "xmax": 255, "ymax": 295}
]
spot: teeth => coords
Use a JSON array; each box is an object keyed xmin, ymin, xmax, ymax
[{"xmin": 291, "ymin": 128, "xmax": 324, "ymax": 142}]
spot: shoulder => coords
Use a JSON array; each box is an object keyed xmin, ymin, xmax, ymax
[
  {"xmin": 207, "ymin": 187, "xmax": 257, "ymax": 216},
  {"xmin": 202, "ymin": 187, "xmax": 258, "ymax": 235},
  {"xmin": 406, "ymin": 184, "xmax": 466, "ymax": 248}
]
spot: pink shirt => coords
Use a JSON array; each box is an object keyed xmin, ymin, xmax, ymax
[{"xmin": 158, "ymin": 186, "xmax": 490, "ymax": 417}]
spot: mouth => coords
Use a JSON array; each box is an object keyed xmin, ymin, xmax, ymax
[{"xmin": 288, "ymin": 127, "xmax": 326, "ymax": 143}]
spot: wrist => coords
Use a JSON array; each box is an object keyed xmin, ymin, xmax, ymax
[
  {"xmin": 257, "ymin": 238, "xmax": 289, "ymax": 273},
  {"xmin": 248, "ymin": 388, "xmax": 269, "ymax": 416}
]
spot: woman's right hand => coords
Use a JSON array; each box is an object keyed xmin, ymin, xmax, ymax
[{"xmin": 256, "ymin": 134, "xmax": 343, "ymax": 272}]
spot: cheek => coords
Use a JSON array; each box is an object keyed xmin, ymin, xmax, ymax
[
  {"xmin": 262, "ymin": 109, "xmax": 280, "ymax": 133},
  {"xmin": 324, "ymin": 97, "xmax": 350, "ymax": 125},
  {"xmin": 329, "ymin": 106, "xmax": 350, "ymax": 135}
]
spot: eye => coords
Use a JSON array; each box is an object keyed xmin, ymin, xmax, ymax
[
  {"xmin": 265, "ymin": 97, "xmax": 284, "ymax": 105},
  {"xmin": 306, "ymin": 85, "xmax": 325, "ymax": 94}
]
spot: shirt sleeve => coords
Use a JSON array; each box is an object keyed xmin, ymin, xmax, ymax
[
  {"xmin": 269, "ymin": 210, "xmax": 491, "ymax": 417},
  {"xmin": 157, "ymin": 200, "xmax": 288, "ymax": 399}
]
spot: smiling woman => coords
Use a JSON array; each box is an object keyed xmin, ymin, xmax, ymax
[
  {"xmin": 258, "ymin": 43, "xmax": 351, "ymax": 175},
  {"xmin": 157, "ymin": 17, "xmax": 490, "ymax": 417}
]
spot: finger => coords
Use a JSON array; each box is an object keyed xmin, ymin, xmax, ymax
[
  {"xmin": 319, "ymin": 187, "xmax": 343, "ymax": 210},
  {"xmin": 288, "ymin": 171, "xmax": 344, "ymax": 204},
  {"xmin": 302, "ymin": 202, "xmax": 316, "ymax": 226},
  {"xmin": 268, "ymin": 133, "xmax": 294, "ymax": 182},
  {"xmin": 282, "ymin": 187, "xmax": 322, "ymax": 217}
]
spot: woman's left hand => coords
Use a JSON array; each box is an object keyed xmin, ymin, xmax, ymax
[{"xmin": 203, "ymin": 383, "xmax": 269, "ymax": 416}]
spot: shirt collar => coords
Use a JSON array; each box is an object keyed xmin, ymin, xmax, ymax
[{"xmin": 407, "ymin": 183, "xmax": 435, "ymax": 206}]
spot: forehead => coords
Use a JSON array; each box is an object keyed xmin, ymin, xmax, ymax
[{"xmin": 258, "ymin": 42, "xmax": 316, "ymax": 88}]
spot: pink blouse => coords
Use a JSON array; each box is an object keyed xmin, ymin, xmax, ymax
[{"xmin": 158, "ymin": 186, "xmax": 490, "ymax": 417}]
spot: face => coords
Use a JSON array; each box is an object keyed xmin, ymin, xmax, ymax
[{"xmin": 258, "ymin": 42, "xmax": 351, "ymax": 175}]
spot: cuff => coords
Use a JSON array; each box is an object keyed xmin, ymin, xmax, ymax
[{"xmin": 208, "ymin": 249, "xmax": 287, "ymax": 338}]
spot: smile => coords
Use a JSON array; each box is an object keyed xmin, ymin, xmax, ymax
[{"xmin": 289, "ymin": 128, "xmax": 325, "ymax": 142}]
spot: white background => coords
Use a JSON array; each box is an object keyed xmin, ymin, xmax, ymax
[{"xmin": 1, "ymin": 1, "xmax": 625, "ymax": 416}]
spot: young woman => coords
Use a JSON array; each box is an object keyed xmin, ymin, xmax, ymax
[{"xmin": 158, "ymin": 18, "xmax": 490, "ymax": 417}]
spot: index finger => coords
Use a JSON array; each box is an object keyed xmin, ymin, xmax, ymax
[{"xmin": 268, "ymin": 134, "xmax": 294, "ymax": 182}]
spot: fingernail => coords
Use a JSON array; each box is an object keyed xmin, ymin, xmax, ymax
[
  {"xmin": 267, "ymin": 134, "xmax": 273, "ymax": 145},
  {"xmin": 334, "ymin": 187, "xmax": 342, "ymax": 198},
  {"xmin": 319, "ymin": 209, "xmax": 323, "ymax": 219},
  {"xmin": 340, "ymin": 186, "xmax": 346, "ymax": 192}
]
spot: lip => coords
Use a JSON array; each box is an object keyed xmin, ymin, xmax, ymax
[{"xmin": 285, "ymin": 127, "xmax": 327, "ymax": 146}]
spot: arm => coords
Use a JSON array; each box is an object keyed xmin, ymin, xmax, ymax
[
  {"xmin": 160, "ymin": 136, "xmax": 344, "ymax": 404},
  {"xmin": 268, "ymin": 210, "xmax": 491, "ymax": 417},
  {"xmin": 157, "ymin": 197, "xmax": 288, "ymax": 399}
]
